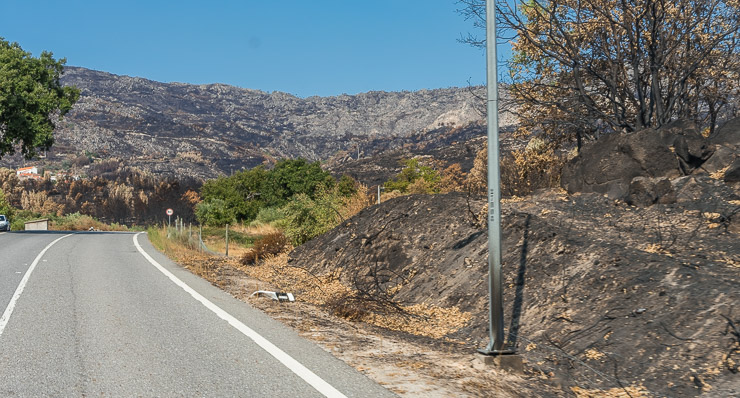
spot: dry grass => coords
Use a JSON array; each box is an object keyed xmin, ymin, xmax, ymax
[
  {"xmin": 584, "ymin": 348, "xmax": 606, "ymax": 361},
  {"xmin": 341, "ymin": 183, "xmax": 373, "ymax": 220},
  {"xmin": 147, "ymin": 226, "xmax": 237, "ymax": 279},
  {"xmin": 50, "ymin": 214, "xmax": 129, "ymax": 231},
  {"xmin": 241, "ymin": 232, "xmax": 289, "ymax": 265},
  {"xmin": 202, "ymin": 237, "xmax": 251, "ymax": 258},
  {"xmin": 364, "ymin": 303, "xmax": 471, "ymax": 339},
  {"xmin": 240, "ymin": 252, "xmax": 470, "ymax": 339},
  {"xmin": 233, "ymin": 222, "xmax": 281, "ymax": 236}
]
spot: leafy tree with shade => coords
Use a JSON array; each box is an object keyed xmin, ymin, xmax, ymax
[
  {"xmin": 0, "ymin": 38, "xmax": 79, "ymax": 159},
  {"xmin": 200, "ymin": 166, "xmax": 268, "ymax": 222},
  {"xmin": 195, "ymin": 198, "xmax": 235, "ymax": 227},
  {"xmin": 198, "ymin": 158, "xmax": 336, "ymax": 225},
  {"xmin": 261, "ymin": 158, "xmax": 335, "ymax": 207}
]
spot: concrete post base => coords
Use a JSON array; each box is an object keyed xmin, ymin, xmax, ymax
[{"xmin": 477, "ymin": 353, "xmax": 524, "ymax": 374}]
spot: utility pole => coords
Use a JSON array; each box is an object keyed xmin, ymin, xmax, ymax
[{"xmin": 479, "ymin": 0, "xmax": 512, "ymax": 356}]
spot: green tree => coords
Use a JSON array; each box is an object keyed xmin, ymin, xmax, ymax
[
  {"xmin": 195, "ymin": 198, "xmax": 235, "ymax": 227},
  {"xmin": 262, "ymin": 158, "xmax": 335, "ymax": 207},
  {"xmin": 0, "ymin": 38, "xmax": 79, "ymax": 159},
  {"xmin": 336, "ymin": 175, "xmax": 359, "ymax": 197},
  {"xmin": 201, "ymin": 166, "xmax": 268, "ymax": 221},
  {"xmin": 199, "ymin": 158, "xmax": 336, "ymax": 224}
]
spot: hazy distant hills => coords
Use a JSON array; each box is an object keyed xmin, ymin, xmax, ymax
[{"xmin": 25, "ymin": 66, "xmax": 489, "ymax": 178}]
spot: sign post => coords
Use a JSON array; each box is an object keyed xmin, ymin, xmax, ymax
[{"xmin": 166, "ymin": 208, "xmax": 173, "ymax": 227}]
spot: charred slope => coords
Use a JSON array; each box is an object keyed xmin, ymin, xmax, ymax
[
  {"xmin": 289, "ymin": 190, "xmax": 740, "ymax": 396},
  {"xmin": 27, "ymin": 67, "xmax": 487, "ymax": 177}
]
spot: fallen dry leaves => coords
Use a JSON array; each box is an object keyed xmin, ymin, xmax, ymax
[
  {"xmin": 709, "ymin": 166, "xmax": 730, "ymax": 180},
  {"xmin": 584, "ymin": 348, "xmax": 606, "ymax": 361},
  {"xmin": 239, "ymin": 252, "xmax": 471, "ymax": 339},
  {"xmin": 571, "ymin": 385, "xmax": 650, "ymax": 398}
]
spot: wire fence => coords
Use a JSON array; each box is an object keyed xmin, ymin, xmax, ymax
[{"xmin": 166, "ymin": 217, "xmax": 229, "ymax": 257}]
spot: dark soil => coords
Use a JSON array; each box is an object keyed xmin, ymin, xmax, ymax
[{"xmin": 289, "ymin": 188, "xmax": 740, "ymax": 397}]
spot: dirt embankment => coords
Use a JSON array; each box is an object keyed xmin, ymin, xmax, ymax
[{"xmin": 286, "ymin": 187, "xmax": 739, "ymax": 397}]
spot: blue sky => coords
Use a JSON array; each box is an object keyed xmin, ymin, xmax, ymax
[{"xmin": 0, "ymin": 0, "xmax": 507, "ymax": 97}]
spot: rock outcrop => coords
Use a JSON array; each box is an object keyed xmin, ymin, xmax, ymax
[{"xmin": 562, "ymin": 118, "xmax": 739, "ymax": 204}]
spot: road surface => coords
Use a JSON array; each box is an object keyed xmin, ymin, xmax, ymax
[{"xmin": 0, "ymin": 231, "xmax": 395, "ymax": 397}]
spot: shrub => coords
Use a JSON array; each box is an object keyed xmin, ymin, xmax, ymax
[
  {"xmin": 195, "ymin": 198, "xmax": 235, "ymax": 227},
  {"xmin": 384, "ymin": 158, "xmax": 441, "ymax": 194},
  {"xmin": 241, "ymin": 232, "xmax": 288, "ymax": 265},
  {"xmin": 465, "ymin": 141, "xmax": 564, "ymax": 197},
  {"xmin": 281, "ymin": 193, "xmax": 341, "ymax": 246},
  {"xmin": 337, "ymin": 175, "xmax": 358, "ymax": 197},
  {"xmin": 439, "ymin": 163, "xmax": 466, "ymax": 193},
  {"xmin": 255, "ymin": 206, "xmax": 286, "ymax": 224},
  {"xmin": 500, "ymin": 143, "xmax": 563, "ymax": 197}
]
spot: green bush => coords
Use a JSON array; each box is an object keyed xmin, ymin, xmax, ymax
[
  {"xmin": 281, "ymin": 192, "xmax": 342, "ymax": 246},
  {"xmin": 384, "ymin": 158, "xmax": 441, "ymax": 194},
  {"xmin": 198, "ymin": 158, "xmax": 336, "ymax": 224},
  {"xmin": 337, "ymin": 175, "xmax": 358, "ymax": 197},
  {"xmin": 255, "ymin": 206, "xmax": 287, "ymax": 224},
  {"xmin": 9, "ymin": 209, "xmax": 40, "ymax": 230},
  {"xmin": 195, "ymin": 198, "xmax": 236, "ymax": 227}
]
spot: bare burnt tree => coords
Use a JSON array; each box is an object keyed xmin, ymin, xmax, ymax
[{"xmin": 458, "ymin": 0, "xmax": 740, "ymax": 147}]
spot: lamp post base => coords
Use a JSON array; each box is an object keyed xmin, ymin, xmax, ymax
[
  {"xmin": 476, "ymin": 350, "xmax": 523, "ymax": 373},
  {"xmin": 477, "ymin": 348, "xmax": 516, "ymax": 356}
]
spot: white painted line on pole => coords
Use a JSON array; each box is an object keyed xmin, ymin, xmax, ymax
[
  {"xmin": 133, "ymin": 233, "xmax": 347, "ymax": 398},
  {"xmin": 0, "ymin": 234, "xmax": 73, "ymax": 338}
]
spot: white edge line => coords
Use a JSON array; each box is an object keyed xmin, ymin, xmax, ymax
[
  {"xmin": 133, "ymin": 232, "xmax": 347, "ymax": 398},
  {"xmin": 0, "ymin": 233, "xmax": 73, "ymax": 337}
]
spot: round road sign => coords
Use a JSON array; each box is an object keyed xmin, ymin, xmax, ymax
[{"xmin": 166, "ymin": 208, "xmax": 174, "ymax": 216}]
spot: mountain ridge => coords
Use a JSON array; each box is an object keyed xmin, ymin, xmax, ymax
[{"xmin": 7, "ymin": 66, "xmax": 489, "ymax": 178}]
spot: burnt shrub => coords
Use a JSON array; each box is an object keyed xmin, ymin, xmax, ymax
[{"xmin": 241, "ymin": 232, "xmax": 288, "ymax": 265}]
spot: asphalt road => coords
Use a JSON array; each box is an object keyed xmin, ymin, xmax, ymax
[{"xmin": 0, "ymin": 231, "xmax": 395, "ymax": 397}]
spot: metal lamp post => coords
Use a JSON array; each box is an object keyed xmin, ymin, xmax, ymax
[{"xmin": 479, "ymin": 0, "xmax": 513, "ymax": 356}]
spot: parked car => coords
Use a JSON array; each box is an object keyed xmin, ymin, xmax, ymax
[{"xmin": 0, "ymin": 215, "xmax": 10, "ymax": 231}]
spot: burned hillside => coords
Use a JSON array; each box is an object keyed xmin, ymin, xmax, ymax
[{"xmin": 283, "ymin": 119, "xmax": 740, "ymax": 396}]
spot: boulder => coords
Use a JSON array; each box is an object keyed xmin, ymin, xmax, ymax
[
  {"xmin": 672, "ymin": 176, "xmax": 706, "ymax": 203},
  {"xmin": 701, "ymin": 145, "xmax": 737, "ymax": 174},
  {"xmin": 561, "ymin": 122, "xmax": 710, "ymax": 199},
  {"xmin": 627, "ymin": 177, "xmax": 676, "ymax": 206},
  {"xmin": 725, "ymin": 158, "xmax": 740, "ymax": 184},
  {"xmin": 660, "ymin": 119, "xmax": 714, "ymax": 174},
  {"xmin": 626, "ymin": 177, "xmax": 657, "ymax": 206},
  {"xmin": 711, "ymin": 117, "xmax": 740, "ymax": 148}
]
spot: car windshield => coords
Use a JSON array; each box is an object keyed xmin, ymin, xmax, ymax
[{"xmin": 0, "ymin": 215, "xmax": 5, "ymax": 221}]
